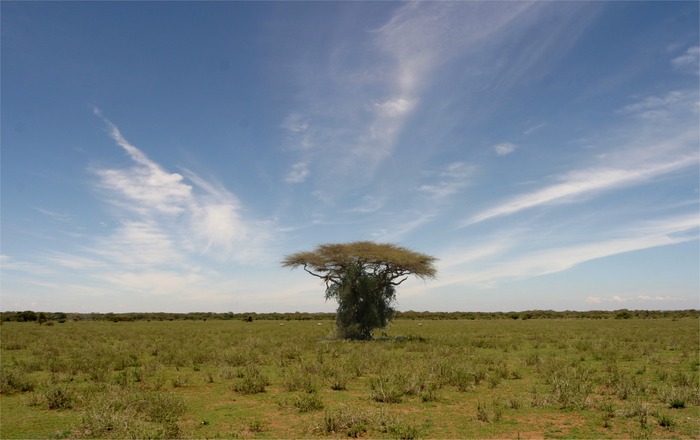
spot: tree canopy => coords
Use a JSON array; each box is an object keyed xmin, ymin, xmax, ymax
[
  {"xmin": 281, "ymin": 241, "xmax": 437, "ymax": 287},
  {"xmin": 282, "ymin": 241, "xmax": 437, "ymax": 339}
]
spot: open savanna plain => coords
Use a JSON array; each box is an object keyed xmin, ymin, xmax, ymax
[{"xmin": 1, "ymin": 317, "xmax": 698, "ymax": 439}]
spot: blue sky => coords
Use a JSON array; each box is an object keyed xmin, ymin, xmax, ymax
[{"xmin": 2, "ymin": 1, "xmax": 698, "ymax": 313}]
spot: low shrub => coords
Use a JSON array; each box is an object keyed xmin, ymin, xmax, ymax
[
  {"xmin": 231, "ymin": 365, "xmax": 269, "ymax": 394},
  {"xmin": 475, "ymin": 400, "xmax": 502, "ymax": 423},
  {"xmin": 44, "ymin": 385, "xmax": 73, "ymax": 410},
  {"xmin": 292, "ymin": 392, "xmax": 324, "ymax": 412},
  {"xmin": 281, "ymin": 364, "xmax": 317, "ymax": 393},
  {"xmin": 80, "ymin": 388, "xmax": 185, "ymax": 439},
  {"xmin": 246, "ymin": 417, "xmax": 267, "ymax": 433},
  {"xmin": 656, "ymin": 413, "xmax": 673, "ymax": 428},
  {"xmin": 369, "ymin": 374, "xmax": 407, "ymax": 403},
  {"xmin": 315, "ymin": 405, "xmax": 375, "ymax": 436},
  {"xmin": 0, "ymin": 368, "xmax": 35, "ymax": 394},
  {"xmin": 385, "ymin": 419, "xmax": 423, "ymax": 439}
]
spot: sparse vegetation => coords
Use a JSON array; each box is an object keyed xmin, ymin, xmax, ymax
[{"xmin": 1, "ymin": 316, "xmax": 698, "ymax": 438}]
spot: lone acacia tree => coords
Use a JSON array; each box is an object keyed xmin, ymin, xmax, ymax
[{"xmin": 281, "ymin": 241, "xmax": 437, "ymax": 340}]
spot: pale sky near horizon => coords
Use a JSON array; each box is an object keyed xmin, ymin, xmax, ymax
[{"xmin": 2, "ymin": 1, "xmax": 699, "ymax": 313}]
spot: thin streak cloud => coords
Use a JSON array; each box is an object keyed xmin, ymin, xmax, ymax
[
  {"xmin": 442, "ymin": 214, "xmax": 698, "ymax": 289},
  {"xmin": 465, "ymin": 154, "xmax": 697, "ymax": 226}
]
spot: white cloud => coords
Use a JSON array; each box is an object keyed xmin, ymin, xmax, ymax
[
  {"xmin": 0, "ymin": 255, "xmax": 55, "ymax": 275},
  {"xmin": 348, "ymin": 195, "xmax": 386, "ymax": 214},
  {"xmin": 183, "ymin": 170, "xmax": 259, "ymax": 259},
  {"xmin": 21, "ymin": 113, "xmax": 274, "ymax": 303},
  {"xmin": 370, "ymin": 211, "xmax": 436, "ymax": 242},
  {"xmin": 191, "ymin": 204, "xmax": 244, "ymax": 254},
  {"xmin": 282, "ymin": 113, "xmax": 309, "ymax": 133},
  {"xmin": 494, "ymin": 142, "xmax": 516, "ymax": 156},
  {"xmin": 96, "ymin": 166, "xmax": 191, "ymax": 215},
  {"xmin": 672, "ymin": 46, "xmax": 699, "ymax": 74},
  {"xmin": 44, "ymin": 252, "xmax": 105, "ymax": 270},
  {"xmin": 438, "ymin": 213, "xmax": 699, "ymax": 290},
  {"xmin": 465, "ymin": 128, "xmax": 698, "ymax": 226},
  {"xmin": 279, "ymin": 2, "xmax": 543, "ymax": 188},
  {"xmin": 98, "ymin": 270, "xmax": 205, "ymax": 295},
  {"xmin": 33, "ymin": 207, "xmax": 73, "ymax": 223},
  {"xmin": 93, "ymin": 221, "xmax": 184, "ymax": 269},
  {"xmin": 637, "ymin": 295, "xmax": 677, "ymax": 302},
  {"xmin": 587, "ymin": 294, "xmax": 679, "ymax": 304},
  {"xmin": 95, "ymin": 152, "xmax": 191, "ymax": 216},
  {"xmin": 91, "ymin": 113, "xmax": 266, "ymax": 263},
  {"xmin": 285, "ymin": 162, "xmax": 310, "ymax": 184},
  {"xmin": 463, "ymin": 87, "xmax": 699, "ymax": 227},
  {"xmin": 438, "ymin": 238, "xmax": 514, "ymax": 270},
  {"xmin": 373, "ymin": 98, "xmax": 415, "ymax": 118},
  {"xmin": 376, "ymin": 2, "xmax": 536, "ymax": 93},
  {"xmin": 523, "ymin": 122, "xmax": 547, "ymax": 135},
  {"xmin": 618, "ymin": 90, "xmax": 698, "ymax": 120},
  {"xmin": 419, "ymin": 162, "xmax": 474, "ymax": 200},
  {"xmin": 276, "ymin": 1, "xmax": 598, "ymax": 209},
  {"xmin": 94, "ymin": 109, "xmax": 191, "ymax": 215},
  {"xmin": 465, "ymin": 158, "xmax": 696, "ymax": 225}
]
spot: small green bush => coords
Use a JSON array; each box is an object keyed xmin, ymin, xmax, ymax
[
  {"xmin": 246, "ymin": 417, "xmax": 267, "ymax": 433},
  {"xmin": 231, "ymin": 365, "xmax": 269, "ymax": 394},
  {"xmin": 292, "ymin": 392, "xmax": 324, "ymax": 412},
  {"xmin": 80, "ymin": 388, "xmax": 185, "ymax": 438},
  {"xmin": 669, "ymin": 398, "xmax": 686, "ymax": 409},
  {"xmin": 281, "ymin": 364, "xmax": 317, "ymax": 393},
  {"xmin": 316, "ymin": 405, "xmax": 373, "ymax": 436},
  {"xmin": 44, "ymin": 385, "xmax": 73, "ymax": 410},
  {"xmin": 0, "ymin": 368, "xmax": 35, "ymax": 394},
  {"xmin": 657, "ymin": 413, "xmax": 673, "ymax": 428},
  {"xmin": 386, "ymin": 420, "xmax": 423, "ymax": 439},
  {"xmin": 369, "ymin": 374, "xmax": 407, "ymax": 403},
  {"xmin": 476, "ymin": 400, "xmax": 502, "ymax": 423}
]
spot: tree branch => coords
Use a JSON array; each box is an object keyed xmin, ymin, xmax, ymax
[{"xmin": 390, "ymin": 276, "xmax": 409, "ymax": 286}]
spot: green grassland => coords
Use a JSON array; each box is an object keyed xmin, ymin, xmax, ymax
[{"xmin": 1, "ymin": 318, "xmax": 698, "ymax": 439}]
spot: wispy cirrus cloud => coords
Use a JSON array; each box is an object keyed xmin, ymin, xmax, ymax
[
  {"xmin": 284, "ymin": 162, "xmax": 310, "ymax": 184},
  {"xmin": 370, "ymin": 210, "xmax": 436, "ymax": 242},
  {"xmin": 4, "ymin": 111, "xmax": 279, "ymax": 310},
  {"xmin": 7, "ymin": 111, "xmax": 277, "ymax": 308},
  {"xmin": 94, "ymin": 109, "xmax": 192, "ymax": 215},
  {"xmin": 672, "ymin": 46, "xmax": 699, "ymax": 74},
  {"xmin": 465, "ymin": 88, "xmax": 699, "ymax": 226},
  {"xmin": 368, "ymin": 162, "xmax": 475, "ymax": 241},
  {"xmin": 523, "ymin": 122, "xmax": 547, "ymax": 135},
  {"xmin": 0, "ymin": 255, "xmax": 55, "ymax": 275},
  {"xmin": 93, "ymin": 110, "xmax": 266, "ymax": 262},
  {"xmin": 617, "ymin": 89, "xmax": 698, "ymax": 120},
  {"xmin": 33, "ymin": 207, "xmax": 74, "ymax": 223},
  {"xmin": 431, "ymin": 213, "xmax": 699, "ymax": 290},
  {"xmin": 280, "ymin": 2, "xmax": 554, "ymax": 188},
  {"xmin": 348, "ymin": 195, "xmax": 386, "ymax": 214},
  {"xmin": 493, "ymin": 142, "xmax": 516, "ymax": 156},
  {"xmin": 419, "ymin": 161, "xmax": 475, "ymax": 200},
  {"xmin": 464, "ymin": 153, "xmax": 697, "ymax": 226}
]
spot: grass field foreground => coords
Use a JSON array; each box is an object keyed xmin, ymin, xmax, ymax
[{"xmin": 1, "ymin": 318, "xmax": 698, "ymax": 439}]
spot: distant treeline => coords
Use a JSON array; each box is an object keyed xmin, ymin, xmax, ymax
[{"xmin": 1, "ymin": 309, "xmax": 698, "ymax": 323}]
